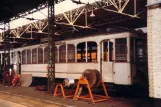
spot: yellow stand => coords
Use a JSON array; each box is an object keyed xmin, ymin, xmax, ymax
[{"xmin": 73, "ymin": 77, "xmax": 110, "ymax": 103}]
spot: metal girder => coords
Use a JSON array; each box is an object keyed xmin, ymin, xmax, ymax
[
  {"xmin": 61, "ymin": 8, "xmax": 85, "ymax": 25},
  {"xmin": 99, "ymin": 0, "xmax": 140, "ymax": 18},
  {"xmin": 1, "ymin": 0, "xmax": 142, "ymax": 39},
  {"xmin": 32, "ymin": 20, "xmax": 48, "ymax": 32},
  {"xmin": 55, "ymin": 0, "xmax": 138, "ymax": 28},
  {"xmin": 103, "ymin": 0, "xmax": 130, "ymax": 13},
  {"xmin": 10, "ymin": 20, "xmax": 49, "ymax": 39},
  {"xmin": 10, "ymin": 24, "xmax": 31, "ymax": 38},
  {"xmin": 48, "ymin": 0, "xmax": 55, "ymax": 92}
]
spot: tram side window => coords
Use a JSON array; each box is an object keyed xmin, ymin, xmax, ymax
[
  {"xmin": 77, "ymin": 42, "xmax": 86, "ymax": 62},
  {"xmin": 38, "ymin": 48, "xmax": 43, "ymax": 63},
  {"xmin": 59, "ymin": 45, "xmax": 66, "ymax": 63},
  {"xmin": 27, "ymin": 49, "xmax": 31, "ymax": 64},
  {"xmin": 22, "ymin": 50, "xmax": 26, "ymax": 64},
  {"xmin": 103, "ymin": 41, "xmax": 113, "ymax": 61},
  {"xmin": 87, "ymin": 42, "xmax": 97, "ymax": 62},
  {"xmin": 32, "ymin": 48, "xmax": 37, "ymax": 64},
  {"xmin": 68, "ymin": 44, "xmax": 75, "ymax": 62},
  {"xmin": 44, "ymin": 47, "xmax": 49, "ymax": 63},
  {"xmin": 54, "ymin": 47, "xmax": 58, "ymax": 63},
  {"xmin": 115, "ymin": 38, "xmax": 127, "ymax": 62}
]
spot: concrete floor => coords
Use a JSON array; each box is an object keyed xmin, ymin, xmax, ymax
[
  {"xmin": 0, "ymin": 99, "xmax": 27, "ymax": 107},
  {"xmin": 0, "ymin": 84, "xmax": 160, "ymax": 107}
]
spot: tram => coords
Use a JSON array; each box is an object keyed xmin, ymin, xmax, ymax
[{"xmin": 0, "ymin": 29, "xmax": 147, "ymax": 85}]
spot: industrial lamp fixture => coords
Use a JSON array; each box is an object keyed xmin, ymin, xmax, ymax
[
  {"xmin": 38, "ymin": 29, "xmax": 43, "ymax": 33},
  {"xmin": 90, "ymin": 10, "xmax": 95, "ymax": 17},
  {"xmin": 90, "ymin": 5, "xmax": 95, "ymax": 18}
]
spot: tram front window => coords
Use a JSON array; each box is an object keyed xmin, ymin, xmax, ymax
[{"xmin": 115, "ymin": 38, "xmax": 127, "ymax": 62}]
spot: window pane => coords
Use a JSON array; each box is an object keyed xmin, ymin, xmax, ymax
[
  {"xmin": 44, "ymin": 47, "xmax": 49, "ymax": 63},
  {"xmin": 115, "ymin": 38, "xmax": 127, "ymax": 62},
  {"xmin": 32, "ymin": 48, "xmax": 37, "ymax": 64},
  {"xmin": 38, "ymin": 48, "xmax": 43, "ymax": 63},
  {"xmin": 103, "ymin": 42, "xmax": 108, "ymax": 61},
  {"xmin": 68, "ymin": 44, "xmax": 75, "ymax": 62},
  {"xmin": 109, "ymin": 42, "xmax": 113, "ymax": 61},
  {"xmin": 87, "ymin": 42, "xmax": 97, "ymax": 62},
  {"xmin": 53, "ymin": 47, "xmax": 58, "ymax": 63},
  {"xmin": 77, "ymin": 42, "xmax": 86, "ymax": 62},
  {"xmin": 27, "ymin": 50, "xmax": 31, "ymax": 64},
  {"xmin": 59, "ymin": 45, "xmax": 66, "ymax": 63},
  {"xmin": 22, "ymin": 50, "xmax": 26, "ymax": 64}
]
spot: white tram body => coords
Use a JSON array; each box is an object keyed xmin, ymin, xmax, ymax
[{"xmin": 0, "ymin": 31, "xmax": 147, "ymax": 85}]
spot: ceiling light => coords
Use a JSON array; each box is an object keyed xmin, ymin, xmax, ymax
[
  {"xmin": 90, "ymin": 11, "xmax": 95, "ymax": 17},
  {"xmin": 38, "ymin": 29, "xmax": 42, "ymax": 33}
]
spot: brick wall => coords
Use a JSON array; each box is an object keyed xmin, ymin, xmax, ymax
[{"xmin": 148, "ymin": 6, "xmax": 161, "ymax": 98}]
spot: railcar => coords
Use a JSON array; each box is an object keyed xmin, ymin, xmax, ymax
[{"xmin": 0, "ymin": 30, "xmax": 147, "ymax": 85}]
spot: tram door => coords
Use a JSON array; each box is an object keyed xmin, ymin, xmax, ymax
[
  {"xmin": 102, "ymin": 40, "xmax": 114, "ymax": 83},
  {"xmin": 113, "ymin": 38, "xmax": 131, "ymax": 85}
]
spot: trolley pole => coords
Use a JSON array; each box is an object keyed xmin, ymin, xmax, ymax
[{"xmin": 48, "ymin": 0, "xmax": 55, "ymax": 92}]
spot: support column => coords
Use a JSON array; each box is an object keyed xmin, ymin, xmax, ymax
[
  {"xmin": 147, "ymin": 1, "xmax": 161, "ymax": 98},
  {"xmin": 3, "ymin": 21, "xmax": 11, "ymax": 72},
  {"xmin": 48, "ymin": 0, "xmax": 55, "ymax": 92}
]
